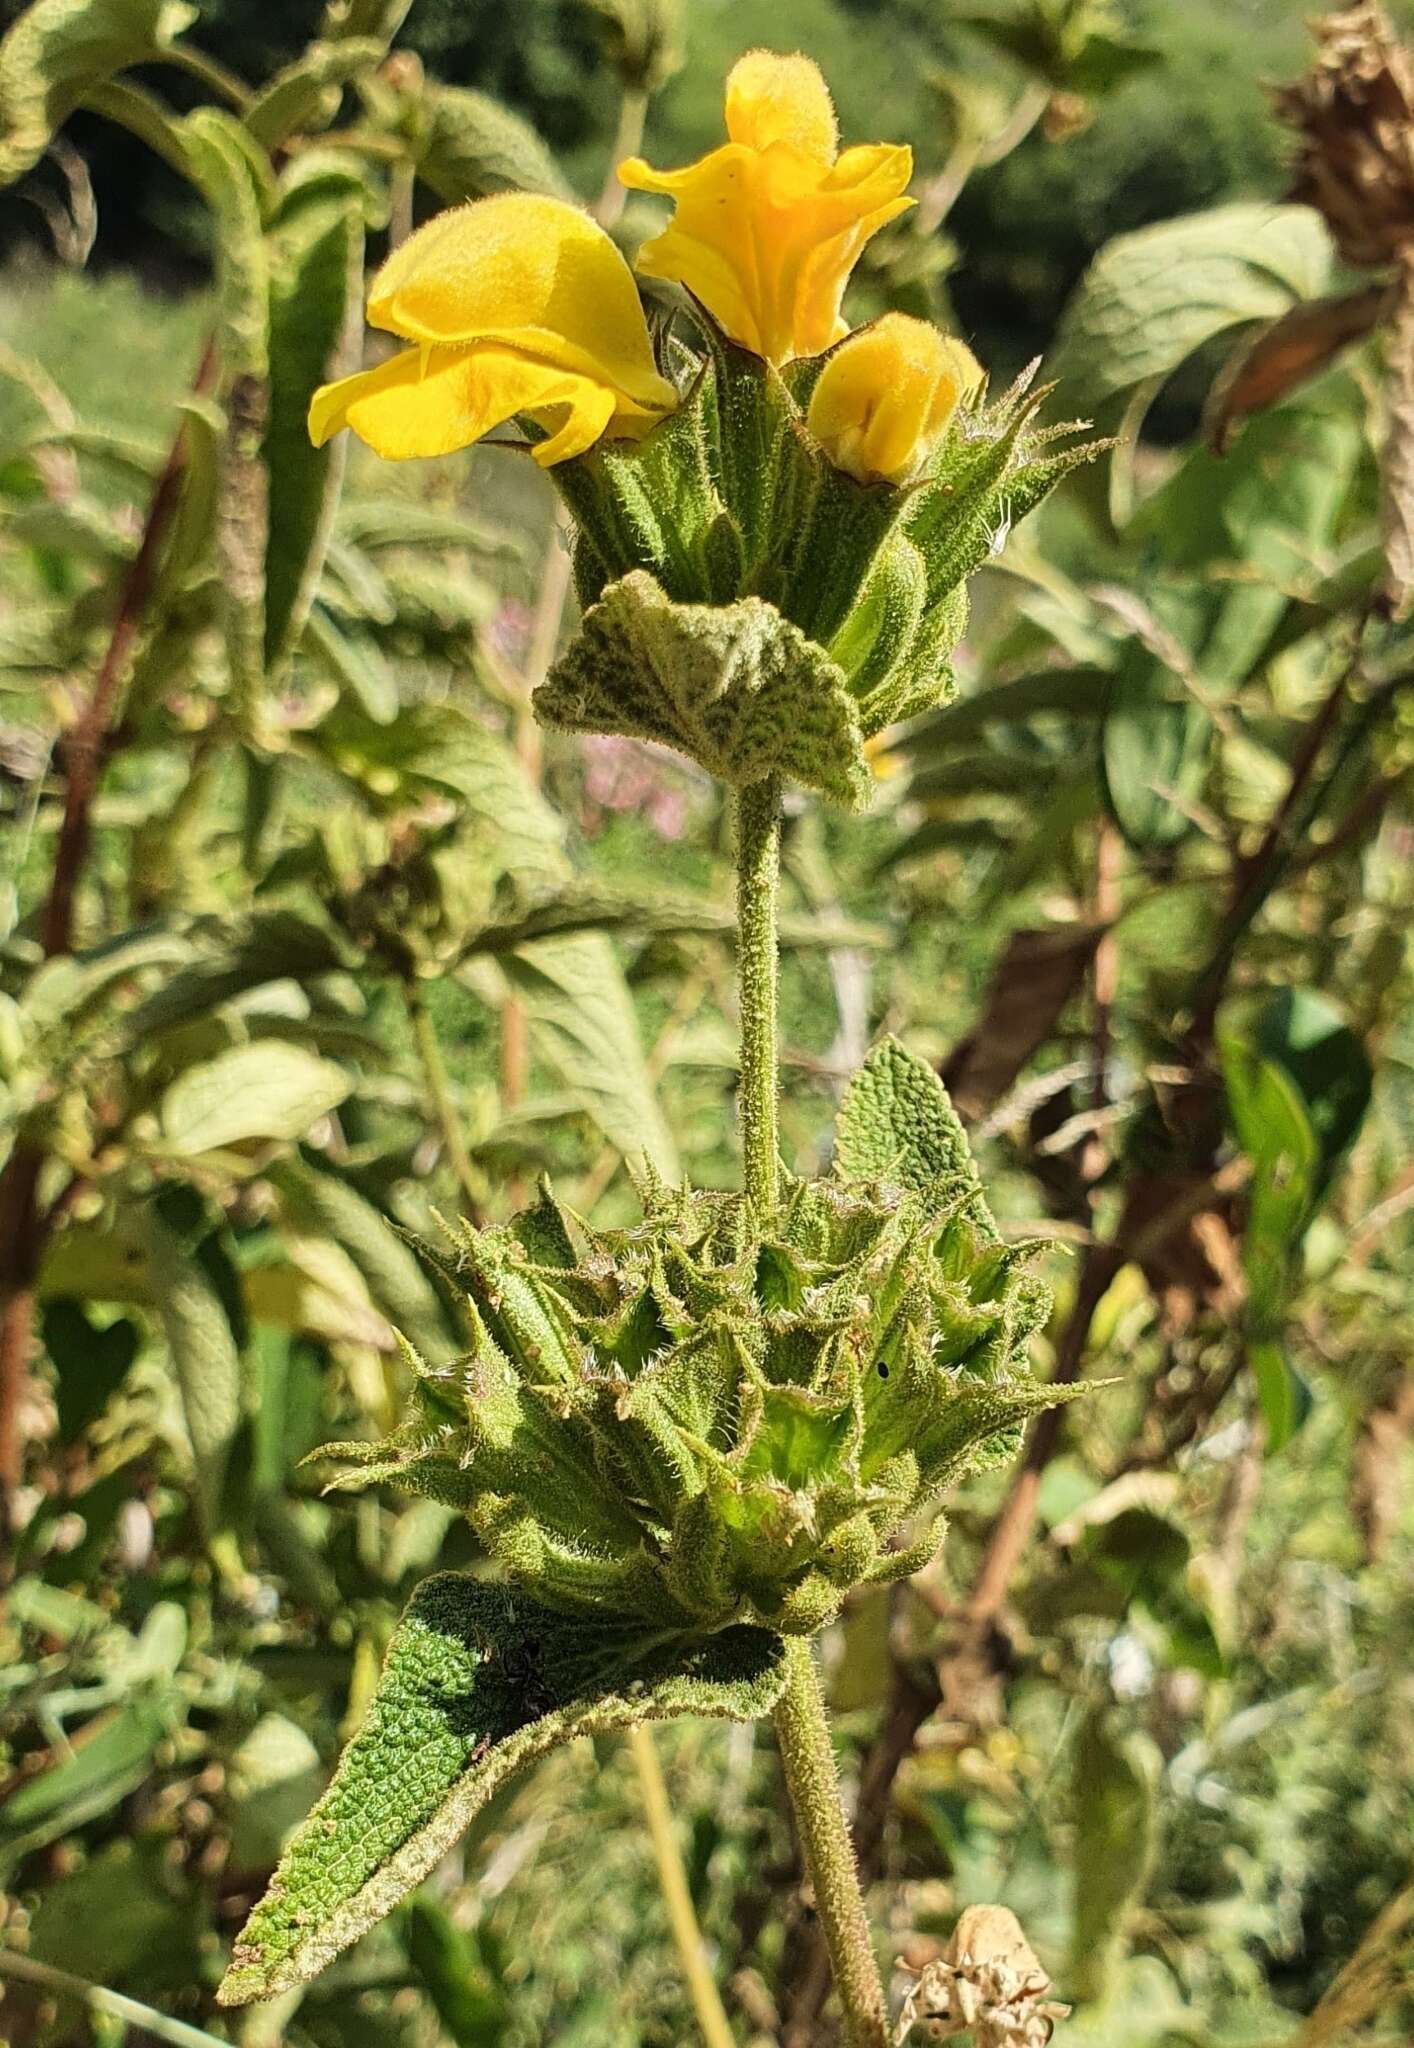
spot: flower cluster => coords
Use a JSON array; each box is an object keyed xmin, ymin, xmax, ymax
[{"xmin": 311, "ymin": 53, "xmax": 1095, "ymax": 794}]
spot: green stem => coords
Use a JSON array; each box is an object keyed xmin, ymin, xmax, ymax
[
  {"xmin": 733, "ymin": 775, "xmax": 782, "ymax": 1218},
  {"xmin": 404, "ymin": 978, "xmax": 480, "ymax": 1216},
  {"xmin": 0, "ymin": 1951, "xmax": 230, "ymax": 2048},
  {"xmin": 628, "ymin": 1724, "xmax": 738, "ymax": 2048},
  {"xmin": 773, "ymin": 1637, "xmax": 889, "ymax": 2048}
]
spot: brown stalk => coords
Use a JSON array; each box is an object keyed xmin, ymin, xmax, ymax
[{"xmin": 0, "ymin": 342, "xmax": 215, "ymax": 1557}]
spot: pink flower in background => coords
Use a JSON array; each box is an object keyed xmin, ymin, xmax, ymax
[
  {"xmin": 582, "ymin": 735, "xmax": 692, "ymax": 840},
  {"xmin": 488, "ymin": 598, "xmax": 533, "ymax": 666}
]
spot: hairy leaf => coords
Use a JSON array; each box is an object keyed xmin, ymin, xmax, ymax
[
  {"xmin": 835, "ymin": 1036, "xmax": 978, "ymax": 1195},
  {"xmin": 416, "ymin": 82, "xmax": 574, "ymax": 203},
  {"xmin": 218, "ymin": 1574, "xmax": 786, "ymax": 2004},
  {"xmin": 0, "ymin": 0, "xmax": 197, "ymax": 184},
  {"xmin": 537, "ymin": 571, "xmax": 870, "ymax": 807}
]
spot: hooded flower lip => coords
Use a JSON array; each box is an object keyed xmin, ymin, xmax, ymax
[
  {"xmin": 308, "ymin": 193, "xmax": 677, "ymax": 467},
  {"xmin": 619, "ymin": 48, "xmax": 914, "ymax": 366},
  {"xmin": 808, "ymin": 313, "xmax": 984, "ymax": 485}
]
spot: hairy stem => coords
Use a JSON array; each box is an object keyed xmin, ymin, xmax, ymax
[
  {"xmin": 774, "ymin": 1637, "xmax": 889, "ymax": 2048},
  {"xmin": 404, "ymin": 980, "xmax": 481, "ymax": 1219},
  {"xmin": 628, "ymin": 1725, "xmax": 738, "ymax": 2048},
  {"xmin": 733, "ymin": 776, "xmax": 782, "ymax": 1219}
]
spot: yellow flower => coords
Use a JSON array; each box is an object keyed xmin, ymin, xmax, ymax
[
  {"xmin": 807, "ymin": 313, "xmax": 983, "ymax": 485},
  {"xmin": 619, "ymin": 49, "xmax": 914, "ymax": 365},
  {"xmin": 308, "ymin": 193, "xmax": 677, "ymax": 467}
]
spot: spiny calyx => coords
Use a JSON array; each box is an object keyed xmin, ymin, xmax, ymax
[
  {"xmin": 328, "ymin": 1049, "xmax": 1081, "ymax": 1641},
  {"xmin": 536, "ymin": 335, "xmax": 1101, "ymax": 801}
]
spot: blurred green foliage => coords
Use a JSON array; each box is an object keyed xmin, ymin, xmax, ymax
[{"xmin": 0, "ymin": 3, "xmax": 1412, "ymax": 2046}]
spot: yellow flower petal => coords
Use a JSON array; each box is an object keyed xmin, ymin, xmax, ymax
[
  {"xmin": 364, "ymin": 192, "xmax": 675, "ymax": 416},
  {"xmin": 724, "ymin": 49, "xmax": 837, "ymax": 161},
  {"xmin": 807, "ymin": 314, "xmax": 983, "ymax": 485},
  {"xmin": 620, "ymin": 51, "xmax": 913, "ymax": 364},
  {"xmin": 309, "ymin": 343, "xmax": 626, "ymax": 467}
]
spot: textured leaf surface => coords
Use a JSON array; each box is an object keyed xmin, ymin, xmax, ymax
[
  {"xmin": 417, "ymin": 83, "xmax": 573, "ymax": 203},
  {"xmin": 0, "ymin": 0, "xmax": 196, "ymax": 184},
  {"xmin": 218, "ymin": 1574, "xmax": 786, "ymax": 2003},
  {"xmin": 835, "ymin": 1036, "xmax": 978, "ymax": 1195},
  {"xmin": 1048, "ymin": 202, "xmax": 1332, "ymax": 413},
  {"xmin": 536, "ymin": 571, "xmax": 870, "ymax": 807}
]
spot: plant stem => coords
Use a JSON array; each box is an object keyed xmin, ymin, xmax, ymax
[
  {"xmin": 773, "ymin": 1637, "xmax": 889, "ymax": 2048},
  {"xmin": 733, "ymin": 776, "xmax": 782, "ymax": 1219},
  {"xmin": 0, "ymin": 1952, "xmax": 231, "ymax": 2048},
  {"xmin": 404, "ymin": 979, "xmax": 481, "ymax": 1218},
  {"xmin": 628, "ymin": 1724, "xmax": 738, "ymax": 2048}
]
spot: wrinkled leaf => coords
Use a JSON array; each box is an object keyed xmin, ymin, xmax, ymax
[
  {"xmin": 537, "ymin": 570, "xmax": 870, "ymax": 807},
  {"xmin": 835, "ymin": 1036, "xmax": 979, "ymax": 1195},
  {"xmin": 218, "ymin": 1573, "xmax": 787, "ymax": 2004}
]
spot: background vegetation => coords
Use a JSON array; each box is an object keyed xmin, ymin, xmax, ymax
[{"xmin": 1, "ymin": 2, "xmax": 1411, "ymax": 2046}]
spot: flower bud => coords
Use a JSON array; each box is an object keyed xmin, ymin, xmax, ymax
[{"xmin": 807, "ymin": 313, "xmax": 982, "ymax": 486}]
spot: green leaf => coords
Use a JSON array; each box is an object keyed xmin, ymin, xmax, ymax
[
  {"xmin": 244, "ymin": 37, "xmax": 383, "ymax": 150},
  {"xmin": 1101, "ymin": 636, "xmax": 1209, "ymax": 851},
  {"xmin": 415, "ymin": 82, "xmax": 575, "ymax": 203},
  {"xmin": 267, "ymin": 1156, "xmax": 450, "ymax": 1361},
  {"xmin": 156, "ymin": 1041, "xmax": 350, "ymax": 1155},
  {"xmin": 1250, "ymin": 1340, "xmax": 1313, "ymax": 1455},
  {"xmin": 399, "ymin": 1896, "xmax": 512, "ymax": 2047},
  {"xmin": 154, "ymin": 395, "xmax": 224, "ymax": 596},
  {"xmin": 180, "ymin": 107, "xmax": 272, "ymax": 724},
  {"xmin": 902, "ymin": 666, "xmax": 1113, "ymax": 760},
  {"xmin": 835, "ymin": 1036, "xmax": 979, "ymax": 1195},
  {"xmin": 1049, "ymin": 202, "xmax": 1333, "ymax": 416},
  {"xmin": 0, "ymin": 0, "xmax": 197, "ymax": 185},
  {"xmin": 1252, "ymin": 988, "xmax": 1372, "ymax": 1196},
  {"xmin": 262, "ymin": 170, "xmax": 365, "ymax": 675},
  {"xmin": 119, "ymin": 909, "xmax": 349, "ymax": 1044},
  {"xmin": 1220, "ymin": 1029, "xmax": 1320, "ymax": 1333},
  {"xmin": 1068, "ymin": 1707, "xmax": 1160, "ymax": 2005},
  {"xmin": 217, "ymin": 1574, "xmax": 787, "ymax": 2004},
  {"xmin": 80, "ymin": 72, "xmax": 193, "ymax": 177},
  {"xmin": 41, "ymin": 1299, "xmax": 139, "ymax": 1440},
  {"xmin": 499, "ymin": 933, "xmax": 679, "ymax": 1180},
  {"xmin": 0, "ymin": 1696, "xmax": 174, "ymax": 1874},
  {"xmin": 145, "ymin": 1191, "xmax": 244, "ymax": 1533},
  {"xmin": 1075, "ymin": 1507, "xmax": 1224, "ymax": 1677},
  {"xmin": 302, "ymin": 602, "xmax": 397, "ymax": 722},
  {"xmin": 536, "ymin": 570, "xmax": 870, "ymax": 807},
  {"xmin": 179, "ymin": 107, "xmax": 272, "ymax": 377}
]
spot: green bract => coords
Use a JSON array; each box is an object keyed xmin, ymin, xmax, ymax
[
  {"xmin": 326, "ymin": 1043, "xmax": 1077, "ymax": 1639},
  {"xmin": 537, "ymin": 329, "xmax": 1099, "ymax": 800}
]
